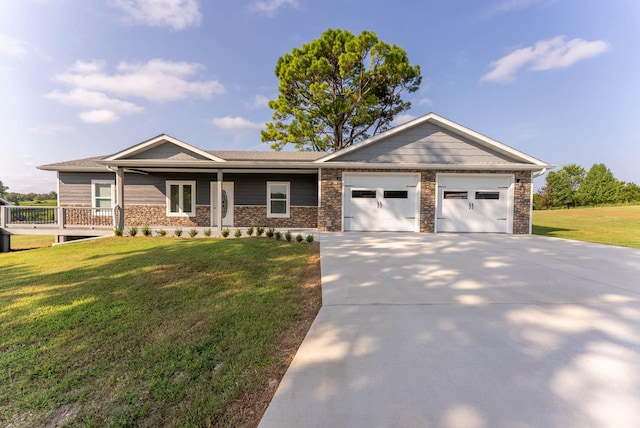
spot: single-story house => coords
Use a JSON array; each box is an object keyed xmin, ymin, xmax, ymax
[{"xmin": 38, "ymin": 113, "xmax": 552, "ymax": 234}]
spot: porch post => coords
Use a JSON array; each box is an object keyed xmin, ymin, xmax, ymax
[
  {"xmin": 216, "ymin": 169, "xmax": 223, "ymax": 231},
  {"xmin": 115, "ymin": 167, "xmax": 125, "ymax": 231}
]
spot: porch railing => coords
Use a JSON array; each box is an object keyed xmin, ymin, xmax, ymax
[{"xmin": 0, "ymin": 206, "xmax": 118, "ymax": 230}]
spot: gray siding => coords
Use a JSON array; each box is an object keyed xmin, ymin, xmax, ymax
[
  {"xmin": 59, "ymin": 172, "xmax": 115, "ymax": 205},
  {"xmin": 334, "ymin": 123, "xmax": 516, "ymax": 164},
  {"xmin": 128, "ymin": 142, "xmax": 210, "ymax": 161},
  {"xmin": 226, "ymin": 173, "xmax": 318, "ymax": 206},
  {"xmin": 59, "ymin": 171, "xmax": 318, "ymax": 207}
]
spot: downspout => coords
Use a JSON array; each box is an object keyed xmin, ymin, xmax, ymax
[{"xmin": 530, "ymin": 168, "xmax": 548, "ymax": 233}]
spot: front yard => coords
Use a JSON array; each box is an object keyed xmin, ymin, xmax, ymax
[{"xmin": 0, "ymin": 237, "xmax": 321, "ymax": 427}]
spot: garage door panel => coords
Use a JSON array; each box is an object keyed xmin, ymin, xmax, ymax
[
  {"xmin": 344, "ymin": 174, "xmax": 419, "ymax": 232},
  {"xmin": 437, "ymin": 175, "xmax": 512, "ymax": 233}
]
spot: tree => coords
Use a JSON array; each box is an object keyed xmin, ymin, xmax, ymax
[
  {"xmin": 545, "ymin": 164, "xmax": 586, "ymax": 208},
  {"xmin": 579, "ymin": 163, "xmax": 618, "ymax": 205},
  {"xmin": 0, "ymin": 180, "xmax": 7, "ymax": 198},
  {"xmin": 616, "ymin": 181, "xmax": 640, "ymax": 203},
  {"xmin": 262, "ymin": 29, "xmax": 422, "ymax": 152}
]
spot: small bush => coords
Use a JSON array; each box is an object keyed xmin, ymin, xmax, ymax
[
  {"xmin": 234, "ymin": 229, "xmax": 242, "ymax": 238},
  {"xmin": 266, "ymin": 227, "xmax": 275, "ymax": 238},
  {"xmin": 157, "ymin": 229, "xmax": 167, "ymax": 237},
  {"xmin": 306, "ymin": 234, "xmax": 314, "ymax": 243},
  {"xmin": 285, "ymin": 231, "xmax": 292, "ymax": 242},
  {"xmin": 296, "ymin": 234, "xmax": 303, "ymax": 242},
  {"xmin": 256, "ymin": 226, "xmax": 264, "ymax": 236},
  {"xmin": 174, "ymin": 228, "xmax": 183, "ymax": 237},
  {"xmin": 247, "ymin": 226, "xmax": 254, "ymax": 236},
  {"xmin": 189, "ymin": 228, "xmax": 198, "ymax": 238},
  {"xmin": 221, "ymin": 227, "xmax": 230, "ymax": 238},
  {"xmin": 128, "ymin": 226, "xmax": 138, "ymax": 237},
  {"xmin": 204, "ymin": 228, "xmax": 212, "ymax": 237},
  {"xmin": 141, "ymin": 225, "xmax": 151, "ymax": 236},
  {"xmin": 274, "ymin": 231, "xmax": 282, "ymax": 240},
  {"xmin": 114, "ymin": 227, "xmax": 123, "ymax": 237}
]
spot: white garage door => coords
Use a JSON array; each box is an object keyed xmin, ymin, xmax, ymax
[
  {"xmin": 343, "ymin": 173, "xmax": 419, "ymax": 232},
  {"xmin": 436, "ymin": 174, "xmax": 513, "ymax": 233}
]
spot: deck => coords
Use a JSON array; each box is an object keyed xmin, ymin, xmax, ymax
[{"xmin": 0, "ymin": 206, "xmax": 117, "ymax": 251}]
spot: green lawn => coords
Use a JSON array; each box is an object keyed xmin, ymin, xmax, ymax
[
  {"xmin": 9, "ymin": 235, "xmax": 55, "ymax": 250},
  {"xmin": 532, "ymin": 205, "xmax": 640, "ymax": 248},
  {"xmin": 0, "ymin": 237, "xmax": 320, "ymax": 427}
]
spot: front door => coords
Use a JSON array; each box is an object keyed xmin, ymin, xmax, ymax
[{"xmin": 211, "ymin": 182, "xmax": 234, "ymax": 226}]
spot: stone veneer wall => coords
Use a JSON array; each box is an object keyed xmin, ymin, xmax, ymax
[
  {"xmin": 318, "ymin": 168, "xmax": 533, "ymax": 234},
  {"xmin": 234, "ymin": 206, "xmax": 317, "ymax": 228},
  {"xmin": 124, "ymin": 205, "xmax": 210, "ymax": 227}
]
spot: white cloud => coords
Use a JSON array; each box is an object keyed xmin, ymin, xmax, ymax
[
  {"xmin": 45, "ymin": 89, "xmax": 143, "ymax": 115},
  {"xmin": 417, "ymin": 97, "xmax": 432, "ymax": 106},
  {"xmin": 247, "ymin": 0, "xmax": 298, "ymax": 16},
  {"xmin": 0, "ymin": 34, "xmax": 27, "ymax": 57},
  {"xmin": 113, "ymin": 0, "xmax": 202, "ymax": 30},
  {"xmin": 482, "ymin": 36, "xmax": 609, "ymax": 83},
  {"xmin": 53, "ymin": 58, "xmax": 224, "ymax": 102},
  {"xmin": 27, "ymin": 124, "xmax": 75, "ymax": 136},
  {"xmin": 47, "ymin": 58, "xmax": 224, "ymax": 125},
  {"xmin": 247, "ymin": 94, "xmax": 270, "ymax": 109},
  {"xmin": 78, "ymin": 110, "xmax": 121, "ymax": 124},
  {"xmin": 212, "ymin": 116, "xmax": 263, "ymax": 130},
  {"xmin": 391, "ymin": 114, "xmax": 416, "ymax": 127}
]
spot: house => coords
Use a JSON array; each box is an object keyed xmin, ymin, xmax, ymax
[{"xmin": 36, "ymin": 113, "xmax": 552, "ymax": 235}]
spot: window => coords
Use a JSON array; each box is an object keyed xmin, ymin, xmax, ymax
[
  {"xmin": 166, "ymin": 181, "xmax": 196, "ymax": 216},
  {"xmin": 267, "ymin": 181, "xmax": 290, "ymax": 218},
  {"xmin": 352, "ymin": 190, "xmax": 377, "ymax": 198},
  {"xmin": 92, "ymin": 180, "xmax": 114, "ymax": 215},
  {"xmin": 475, "ymin": 191, "xmax": 500, "ymax": 200},
  {"xmin": 383, "ymin": 190, "xmax": 408, "ymax": 199},
  {"xmin": 444, "ymin": 191, "xmax": 468, "ymax": 199}
]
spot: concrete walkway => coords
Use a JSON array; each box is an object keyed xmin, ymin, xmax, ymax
[{"xmin": 259, "ymin": 233, "xmax": 640, "ymax": 428}]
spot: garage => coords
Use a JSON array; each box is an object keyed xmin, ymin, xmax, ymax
[
  {"xmin": 436, "ymin": 174, "xmax": 513, "ymax": 233},
  {"xmin": 343, "ymin": 173, "xmax": 420, "ymax": 232}
]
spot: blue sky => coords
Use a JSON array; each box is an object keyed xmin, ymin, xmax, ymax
[{"xmin": 1, "ymin": 0, "xmax": 638, "ymax": 193}]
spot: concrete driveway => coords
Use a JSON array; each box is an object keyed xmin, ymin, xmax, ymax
[{"xmin": 259, "ymin": 233, "xmax": 640, "ymax": 428}]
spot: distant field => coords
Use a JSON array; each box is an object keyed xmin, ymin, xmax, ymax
[
  {"xmin": 532, "ymin": 205, "xmax": 640, "ymax": 248},
  {"xmin": 16, "ymin": 200, "xmax": 57, "ymax": 206}
]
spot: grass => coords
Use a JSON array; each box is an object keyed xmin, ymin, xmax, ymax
[
  {"xmin": 532, "ymin": 205, "xmax": 640, "ymax": 248},
  {"xmin": 9, "ymin": 235, "xmax": 55, "ymax": 251},
  {"xmin": 0, "ymin": 237, "xmax": 321, "ymax": 427}
]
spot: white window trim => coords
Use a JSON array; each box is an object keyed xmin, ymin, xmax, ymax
[
  {"xmin": 267, "ymin": 181, "xmax": 290, "ymax": 218},
  {"xmin": 166, "ymin": 180, "xmax": 196, "ymax": 217},
  {"xmin": 91, "ymin": 179, "xmax": 114, "ymax": 216}
]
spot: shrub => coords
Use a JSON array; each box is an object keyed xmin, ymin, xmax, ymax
[
  {"xmin": 114, "ymin": 227, "xmax": 123, "ymax": 237},
  {"xmin": 306, "ymin": 234, "xmax": 314, "ymax": 243},
  {"xmin": 141, "ymin": 225, "xmax": 151, "ymax": 236},
  {"xmin": 174, "ymin": 228, "xmax": 183, "ymax": 237},
  {"xmin": 266, "ymin": 227, "xmax": 275, "ymax": 238},
  {"xmin": 221, "ymin": 227, "xmax": 230, "ymax": 238},
  {"xmin": 157, "ymin": 229, "xmax": 167, "ymax": 237},
  {"xmin": 189, "ymin": 228, "xmax": 198, "ymax": 238},
  {"xmin": 234, "ymin": 229, "xmax": 242, "ymax": 238},
  {"xmin": 285, "ymin": 231, "xmax": 292, "ymax": 242},
  {"xmin": 296, "ymin": 234, "xmax": 303, "ymax": 242},
  {"xmin": 204, "ymin": 228, "xmax": 212, "ymax": 237},
  {"xmin": 128, "ymin": 226, "xmax": 138, "ymax": 237},
  {"xmin": 256, "ymin": 226, "xmax": 264, "ymax": 236},
  {"xmin": 274, "ymin": 231, "xmax": 282, "ymax": 240},
  {"xmin": 247, "ymin": 226, "xmax": 254, "ymax": 236}
]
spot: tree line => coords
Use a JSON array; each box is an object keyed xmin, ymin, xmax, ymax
[
  {"xmin": 0, "ymin": 180, "xmax": 56, "ymax": 204},
  {"xmin": 534, "ymin": 163, "xmax": 640, "ymax": 209}
]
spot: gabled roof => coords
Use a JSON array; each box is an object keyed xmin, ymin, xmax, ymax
[
  {"xmin": 38, "ymin": 156, "xmax": 110, "ymax": 172},
  {"xmin": 104, "ymin": 134, "xmax": 226, "ymax": 163},
  {"xmin": 317, "ymin": 112, "xmax": 551, "ymax": 168}
]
